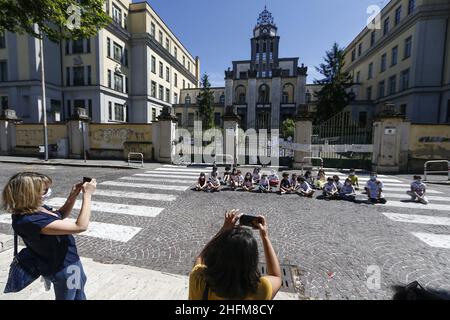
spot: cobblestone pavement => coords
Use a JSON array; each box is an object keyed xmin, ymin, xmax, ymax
[{"xmin": 0, "ymin": 163, "xmax": 449, "ymax": 300}]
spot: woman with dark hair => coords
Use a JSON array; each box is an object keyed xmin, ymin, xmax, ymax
[{"xmin": 189, "ymin": 209, "xmax": 282, "ymax": 300}]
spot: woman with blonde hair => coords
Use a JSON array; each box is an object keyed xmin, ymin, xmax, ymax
[{"xmin": 2, "ymin": 172, "xmax": 96, "ymax": 300}]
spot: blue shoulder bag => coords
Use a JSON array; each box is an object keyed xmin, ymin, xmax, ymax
[{"xmin": 4, "ymin": 233, "xmax": 41, "ymax": 293}]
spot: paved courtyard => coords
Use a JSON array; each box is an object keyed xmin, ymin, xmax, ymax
[{"xmin": 0, "ymin": 162, "xmax": 449, "ymax": 300}]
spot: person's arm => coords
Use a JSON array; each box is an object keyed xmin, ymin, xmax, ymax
[
  {"xmin": 194, "ymin": 209, "xmax": 240, "ymax": 266},
  {"xmin": 256, "ymin": 216, "xmax": 282, "ymax": 300},
  {"xmin": 41, "ymin": 180, "xmax": 97, "ymax": 235},
  {"xmin": 58, "ymin": 183, "xmax": 83, "ymax": 219}
]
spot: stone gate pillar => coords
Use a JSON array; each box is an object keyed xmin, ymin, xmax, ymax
[
  {"xmin": 152, "ymin": 106, "xmax": 177, "ymax": 164},
  {"xmin": 67, "ymin": 108, "xmax": 90, "ymax": 159},
  {"xmin": 372, "ymin": 106, "xmax": 410, "ymax": 173},
  {"xmin": 293, "ymin": 105, "xmax": 313, "ymax": 169},
  {"xmin": 0, "ymin": 109, "xmax": 19, "ymax": 155}
]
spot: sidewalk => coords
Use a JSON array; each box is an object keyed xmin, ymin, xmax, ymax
[
  {"xmin": 0, "ymin": 156, "xmax": 152, "ymax": 170},
  {"xmin": 0, "ymin": 235, "xmax": 298, "ymax": 300}
]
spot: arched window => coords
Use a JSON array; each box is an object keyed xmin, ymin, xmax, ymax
[
  {"xmin": 196, "ymin": 94, "xmax": 201, "ymax": 104},
  {"xmin": 306, "ymin": 90, "xmax": 312, "ymax": 103},
  {"xmin": 258, "ymin": 84, "xmax": 270, "ymax": 103},
  {"xmin": 282, "ymin": 83, "xmax": 294, "ymax": 104},
  {"xmin": 185, "ymin": 95, "xmax": 191, "ymax": 105},
  {"xmin": 219, "ymin": 94, "xmax": 225, "ymax": 105},
  {"xmin": 235, "ymin": 85, "xmax": 247, "ymax": 104}
]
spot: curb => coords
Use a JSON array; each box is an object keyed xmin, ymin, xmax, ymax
[{"xmin": 0, "ymin": 160, "xmax": 142, "ymax": 170}]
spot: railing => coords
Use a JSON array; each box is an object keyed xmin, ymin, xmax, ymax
[
  {"xmin": 128, "ymin": 152, "xmax": 144, "ymax": 167},
  {"xmin": 424, "ymin": 160, "xmax": 449, "ymax": 182}
]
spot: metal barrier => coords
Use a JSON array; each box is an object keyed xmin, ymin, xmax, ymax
[
  {"xmin": 300, "ymin": 157, "xmax": 324, "ymax": 175},
  {"xmin": 128, "ymin": 152, "xmax": 144, "ymax": 167},
  {"xmin": 424, "ymin": 160, "xmax": 449, "ymax": 182}
]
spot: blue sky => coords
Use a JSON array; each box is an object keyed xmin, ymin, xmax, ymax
[{"xmin": 137, "ymin": 0, "xmax": 390, "ymax": 86}]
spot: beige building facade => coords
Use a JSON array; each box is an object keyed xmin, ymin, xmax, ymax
[
  {"xmin": 343, "ymin": 0, "xmax": 450, "ymax": 124},
  {"xmin": 0, "ymin": 0, "xmax": 200, "ymax": 124}
]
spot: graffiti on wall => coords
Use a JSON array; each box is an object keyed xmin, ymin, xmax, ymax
[
  {"xmin": 15, "ymin": 125, "xmax": 67, "ymax": 147},
  {"xmin": 89, "ymin": 125, "xmax": 152, "ymax": 150}
]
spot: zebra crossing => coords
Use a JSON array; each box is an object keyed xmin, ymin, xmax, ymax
[{"xmin": 0, "ymin": 165, "xmax": 207, "ymax": 244}]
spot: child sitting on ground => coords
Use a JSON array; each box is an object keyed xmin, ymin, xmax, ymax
[
  {"xmin": 296, "ymin": 176, "xmax": 315, "ymax": 198},
  {"xmin": 365, "ymin": 172, "xmax": 387, "ymax": 204},
  {"xmin": 348, "ymin": 169, "xmax": 360, "ymax": 190},
  {"xmin": 222, "ymin": 166, "xmax": 231, "ymax": 186},
  {"xmin": 333, "ymin": 175, "xmax": 344, "ymax": 192},
  {"xmin": 291, "ymin": 173, "xmax": 299, "ymax": 191},
  {"xmin": 407, "ymin": 175, "xmax": 428, "ymax": 205},
  {"xmin": 340, "ymin": 178, "xmax": 356, "ymax": 202},
  {"xmin": 242, "ymin": 172, "xmax": 255, "ymax": 192},
  {"xmin": 196, "ymin": 173, "xmax": 208, "ymax": 192},
  {"xmin": 208, "ymin": 172, "xmax": 221, "ymax": 192},
  {"xmin": 252, "ymin": 168, "xmax": 262, "ymax": 184},
  {"xmin": 322, "ymin": 177, "xmax": 339, "ymax": 200},
  {"xmin": 231, "ymin": 170, "xmax": 244, "ymax": 190},
  {"xmin": 259, "ymin": 174, "xmax": 271, "ymax": 193},
  {"xmin": 279, "ymin": 172, "xmax": 294, "ymax": 194},
  {"xmin": 315, "ymin": 169, "xmax": 326, "ymax": 190},
  {"xmin": 304, "ymin": 170, "xmax": 315, "ymax": 186}
]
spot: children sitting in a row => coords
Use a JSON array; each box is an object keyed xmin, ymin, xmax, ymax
[{"xmin": 196, "ymin": 172, "xmax": 221, "ymax": 192}]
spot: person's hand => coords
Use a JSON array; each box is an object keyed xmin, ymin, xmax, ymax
[
  {"xmin": 68, "ymin": 182, "xmax": 83, "ymax": 199},
  {"xmin": 222, "ymin": 209, "xmax": 241, "ymax": 231},
  {"xmin": 256, "ymin": 215, "xmax": 269, "ymax": 239},
  {"xmin": 82, "ymin": 179, "xmax": 97, "ymax": 196}
]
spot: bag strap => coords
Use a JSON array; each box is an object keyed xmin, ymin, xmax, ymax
[{"xmin": 13, "ymin": 232, "xmax": 18, "ymax": 257}]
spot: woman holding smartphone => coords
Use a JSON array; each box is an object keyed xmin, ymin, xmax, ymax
[
  {"xmin": 189, "ymin": 209, "xmax": 282, "ymax": 300},
  {"xmin": 2, "ymin": 172, "xmax": 96, "ymax": 300}
]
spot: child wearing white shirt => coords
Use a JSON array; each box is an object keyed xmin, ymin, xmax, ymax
[{"xmin": 407, "ymin": 175, "xmax": 428, "ymax": 204}]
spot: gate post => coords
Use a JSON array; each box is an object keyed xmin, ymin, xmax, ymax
[
  {"xmin": 222, "ymin": 106, "xmax": 240, "ymax": 166},
  {"xmin": 67, "ymin": 107, "xmax": 90, "ymax": 159},
  {"xmin": 293, "ymin": 105, "xmax": 313, "ymax": 169},
  {"xmin": 0, "ymin": 109, "xmax": 18, "ymax": 155},
  {"xmin": 152, "ymin": 106, "xmax": 177, "ymax": 164},
  {"xmin": 372, "ymin": 106, "xmax": 410, "ymax": 173}
]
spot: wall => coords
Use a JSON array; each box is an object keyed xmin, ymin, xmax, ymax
[
  {"xmin": 15, "ymin": 124, "xmax": 67, "ymax": 147},
  {"xmin": 88, "ymin": 123, "xmax": 153, "ymax": 159}
]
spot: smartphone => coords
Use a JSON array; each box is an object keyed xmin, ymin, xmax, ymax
[
  {"xmin": 239, "ymin": 215, "xmax": 261, "ymax": 229},
  {"xmin": 83, "ymin": 177, "xmax": 92, "ymax": 183}
]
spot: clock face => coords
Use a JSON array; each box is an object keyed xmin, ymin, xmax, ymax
[{"xmin": 263, "ymin": 28, "xmax": 268, "ymax": 34}]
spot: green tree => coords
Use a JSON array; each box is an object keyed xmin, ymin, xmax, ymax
[
  {"xmin": 281, "ymin": 118, "xmax": 295, "ymax": 139},
  {"xmin": 198, "ymin": 73, "xmax": 215, "ymax": 130},
  {"xmin": 0, "ymin": 0, "xmax": 111, "ymax": 42},
  {"xmin": 313, "ymin": 42, "xmax": 354, "ymax": 124}
]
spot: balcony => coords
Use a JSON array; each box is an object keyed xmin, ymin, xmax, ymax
[
  {"xmin": 281, "ymin": 103, "xmax": 296, "ymax": 108},
  {"xmin": 256, "ymin": 103, "xmax": 271, "ymax": 109}
]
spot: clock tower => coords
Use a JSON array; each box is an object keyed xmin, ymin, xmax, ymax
[{"xmin": 251, "ymin": 6, "xmax": 280, "ymax": 77}]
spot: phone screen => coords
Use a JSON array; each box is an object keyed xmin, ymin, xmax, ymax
[
  {"xmin": 239, "ymin": 215, "xmax": 260, "ymax": 229},
  {"xmin": 83, "ymin": 177, "xmax": 92, "ymax": 183}
]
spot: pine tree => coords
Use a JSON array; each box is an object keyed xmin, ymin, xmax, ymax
[
  {"xmin": 313, "ymin": 42, "xmax": 354, "ymax": 124},
  {"xmin": 198, "ymin": 73, "xmax": 215, "ymax": 130}
]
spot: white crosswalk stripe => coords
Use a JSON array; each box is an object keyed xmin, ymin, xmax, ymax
[
  {"xmin": 145, "ymin": 171, "xmax": 201, "ymax": 176},
  {"xmin": 0, "ymin": 214, "xmax": 141, "ymax": 243},
  {"xmin": 411, "ymin": 233, "xmax": 450, "ymax": 249},
  {"xmin": 377, "ymin": 201, "xmax": 450, "ymax": 212},
  {"xmin": 155, "ymin": 167, "xmax": 211, "ymax": 173},
  {"xmin": 119, "ymin": 177, "xmax": 193, "ymax": 184},
  {"xmin": 94, "ymin": 189, "xmax": 177, "ymax": 202},
  {"xmin": 382, "ymin": 212, "xmax": 450, "ymax": 226},
  {"xmin": 163, "ymin": 165, "xmax": 212, "ymax": 170},
  {"xmin": 385, "ymin": 193, "xmax": 450, "ymax": 202},
  {"xmin": 134, "ymin": 173, "xmax": 197, "ymax": 180},
  {"xmin": 381, "ymin": 187, "xmax": 442, "ymax": 194},
  {"xmin": 46, "ymin": 198, "xmax": 165, "ymax": 218},
  {"xmin": 101, "ymin": 181, "xmax": 189, "ymax": 191}
]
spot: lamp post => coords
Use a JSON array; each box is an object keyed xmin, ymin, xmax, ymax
[{"xmin": 39, "ymin": 30, "xmax": 49, "ymax": 161}]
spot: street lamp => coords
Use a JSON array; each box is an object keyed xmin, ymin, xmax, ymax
[{"xmin": 39, "ymin": 30, "xmax": 49, "ymax": 161}]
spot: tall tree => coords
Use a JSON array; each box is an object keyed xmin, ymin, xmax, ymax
[
  {"xmin": 0, "ymin": 0, "xmax": 111, "ymax": 42},
  {"xmin": 198, "ymin": 73, "xmax": 215, "ymax": 130},
  {"xmin": 281, "ymin": 118, "xmax": 295, "ymax": 139},
  {"xmin": 313, "ymin": 42, "xmax": 354, "ymax": 124}
]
